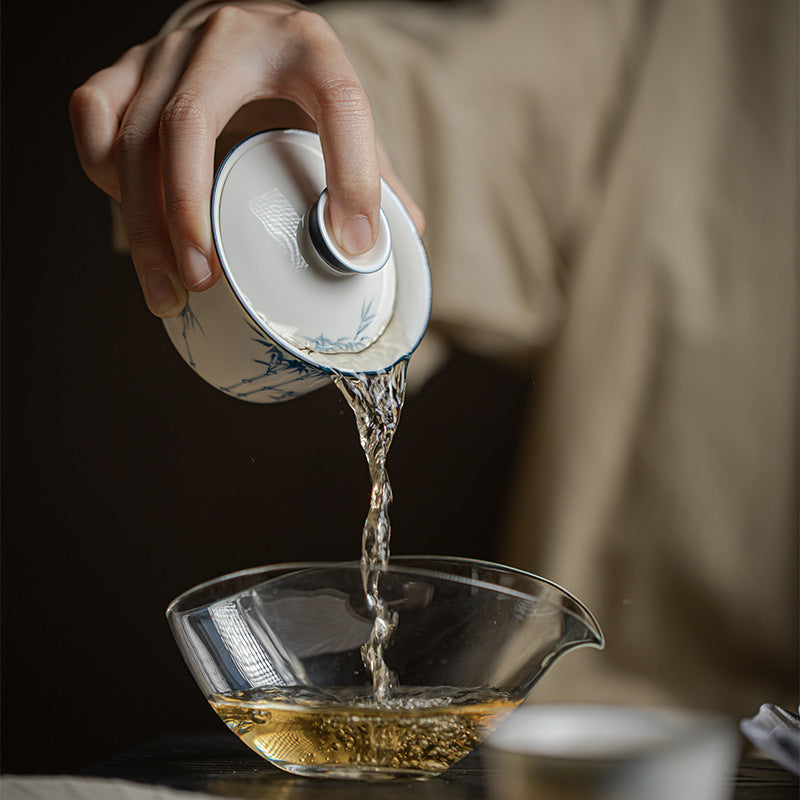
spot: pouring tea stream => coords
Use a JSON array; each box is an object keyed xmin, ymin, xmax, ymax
[{"xmin": 163, "ymin": 127, "xmax": 432, "ymax": 703}]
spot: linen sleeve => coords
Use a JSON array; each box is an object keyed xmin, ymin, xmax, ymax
[{"xmin": 318, "ymin": 0, "xmax": 643, "ymax": 365}]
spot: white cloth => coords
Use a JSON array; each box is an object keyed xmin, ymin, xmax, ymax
[
  {"xmin": 740, "ymin": 704, "xmax": 800, "ymax": 776},
  {"xmin": 0, "ymin": 777, "xmax": 226, "ymax": 800}
]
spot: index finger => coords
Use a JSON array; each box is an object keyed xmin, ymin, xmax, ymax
[
  {"xmin": 278, "ymin": 11, "xmax": 381, "ymax": 255},
  {"xmin": 158, "ymin": 6, "xmax": 381, "ymax": 284}
]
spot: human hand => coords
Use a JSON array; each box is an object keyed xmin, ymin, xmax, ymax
[{"xmin": 69, "ymin": 1, "xmax": 424, "ymax": 317}]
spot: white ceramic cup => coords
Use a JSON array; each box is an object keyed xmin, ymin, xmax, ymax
[
  {"xmin": 484, "ymin": 705, "xmax": 740, "ymax": 800},
  {"xmin": 163, "ymin": 130, "xmax": 431, "ymax": 403}
]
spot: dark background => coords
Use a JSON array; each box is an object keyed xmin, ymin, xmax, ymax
[{"xmin": 0, "ymin": 0, "xmax": 531, "ymax": 774}]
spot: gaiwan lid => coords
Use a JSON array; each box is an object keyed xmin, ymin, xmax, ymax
[{"xmin": 212, "ymin": 129, "xmax": 430, "ymax": 373}]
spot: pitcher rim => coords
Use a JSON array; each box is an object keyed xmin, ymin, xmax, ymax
[{"xmin": 165, "ymin": 554, "xmax": 604, "ymax": 649}]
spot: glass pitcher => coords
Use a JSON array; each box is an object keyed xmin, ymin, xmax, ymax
[{"xmin": 167, "ymin": 556, "xmax": 604, "ymax": 780}]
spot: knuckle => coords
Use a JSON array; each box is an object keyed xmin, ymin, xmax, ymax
[
  {"xmin": 68, "ymin": 84, "xmax": 99, "ymax": 121},
  {"xmin": 157, "ymin": 28, "xmax": 188, "ymax": 58},
  {"xmin": 69, "ymin": 85, "xmax": 118, "ymax": 190},
  {"xmin": 316, "ymin": 76, "xmax": 370, "ymax": 118},
  {"xmin": 69, "ymin": 83, "xmax": 115, "ymax": 134},
  {"xmin": 164, "ymin": 190, "xmax": 202, "ymax": 222},
  {"xmin": 203, "ymin": 4, "xmax": 250, "ymax": 36},
  {"xmin": 160, "ymin": 91, "xmax": 210, "ymax": 138},
  {"xmin": 127, "ymin": 42, "xmax": 147, "ymax": 59},
  {"xmin": 125, "ymin": 217, "xmax": 164, "ymax": 255},
  {"xmin": 283, "ymin": 8, "xmax": 335, "ymax": 42},
  {"xmin": 113, "ymin": 122, "xmax": 151, "ymax": 161}
]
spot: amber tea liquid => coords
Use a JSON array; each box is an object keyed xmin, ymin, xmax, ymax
[{"xmin": 210, "ymin": 685, "xmax": 520, "ymax": 778}]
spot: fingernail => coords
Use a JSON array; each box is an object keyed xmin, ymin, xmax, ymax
[
  {"xmin": 340, "ymin": 215, "xmax": 374, "ymax": 255},
  {"xmin": 144, "ymin": 268, "xmax": 179, "ymax": 315},
  {"xmin": 182, "ymin": 247, "xmax": 212, "ymax": 289}
]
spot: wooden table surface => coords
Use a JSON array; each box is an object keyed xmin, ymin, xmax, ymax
[{"xmin": 79, "ymin": 731, "xmax": 799, "ymax": 800}]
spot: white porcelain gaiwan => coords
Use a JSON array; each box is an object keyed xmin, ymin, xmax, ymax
[{"xmin": 163, "ymin": 129, "xmax": 431, "ymax": 403}]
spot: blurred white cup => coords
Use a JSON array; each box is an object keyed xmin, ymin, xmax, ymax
[{"xmin": 484, "ymin": 705, "xmax": 740, "ymax": 800}]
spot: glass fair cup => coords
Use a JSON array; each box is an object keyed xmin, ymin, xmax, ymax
[{"xmin": 166, "ymin": 556, "xmax": 603, "ymax": 781}]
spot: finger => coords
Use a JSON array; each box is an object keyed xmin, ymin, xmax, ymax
[
  {"xmin": 155, "ymin": 7, "xmax": 321, "ymax": 289},
  {"xmin": 115, "ymin": 31, "xmax": 197, "ymax": 316},
  {"xmin": 158, "ymin": 7, "xmax": 284, "ymax": 292},
  {"xmin": 69, "ymin": 45, "xmax": 149, "ymax": 200},
  {"xmin": 158, "ymin": 88, "xmax": 218, "ymax": 292},
  {"xmin": 277, "ymin": 11, "xmax": 382, "ymax": 255},
  {"xmin": 159, "ymin": 4, "xmax": 381, "ymax": 284},
  {"xmin": 158, "ymin": 77, "xmax": 222, "ymax": 290}
]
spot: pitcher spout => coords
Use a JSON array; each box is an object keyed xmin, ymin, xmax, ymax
[
  {"xmin": 507, "ymin": 578, "xmax": 604, "ymax": 699},
  {"xmin": 558, "ymin": 590, "xmax": 605, "ymax": 653}
]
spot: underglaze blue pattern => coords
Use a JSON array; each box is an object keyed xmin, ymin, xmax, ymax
[
  {"xmin": 308, "ymin": 298, "xmax": 378, "ymax": 354},
  {"xmin": 178, "ymin": 305, "xmax": 205, "ymax": 367},
  {"xmin": 218, "ymin": 321, "xmax": 324, "ymax": 402}
]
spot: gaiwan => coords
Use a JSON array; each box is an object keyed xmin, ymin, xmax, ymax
[{"xmin": 162, "ymin": 129, "xmax": 431, "ymax": 403}]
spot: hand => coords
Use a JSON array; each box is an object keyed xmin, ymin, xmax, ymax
[{"xmin": 69, "ymin": 1, "xmax": 424, "ymax": 317}]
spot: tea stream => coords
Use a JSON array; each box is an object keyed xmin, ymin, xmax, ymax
[
  {"xmin": 333, "ymin": 360, "xmax": 408, "ymax": 702},
  {"xmin": 208, "ymin": 360, "xmax": 521, "ymax": 776}
]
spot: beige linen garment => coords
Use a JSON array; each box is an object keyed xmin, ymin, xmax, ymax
[
  {"xmin": 319, "ymin": 0, "xmax": 798, "ymax": 717},
  {"xmin": 155, "ymin": 0, "xmax": 797, "ymax": 716}
]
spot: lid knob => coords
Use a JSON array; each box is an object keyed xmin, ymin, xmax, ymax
[{"xmin": 307, "ymin": 189, "xmax": 392, "ymax": 275}]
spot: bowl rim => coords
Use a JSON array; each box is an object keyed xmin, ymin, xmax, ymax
[{"xmin": 165, "ymin": 555, "xmax": 604, "ymax": 647}]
